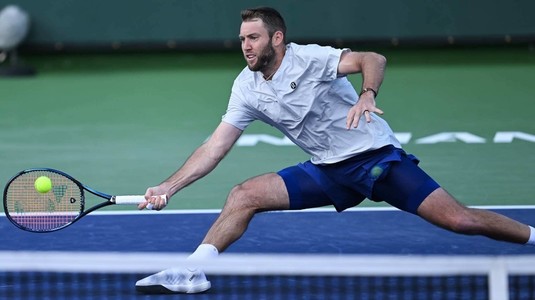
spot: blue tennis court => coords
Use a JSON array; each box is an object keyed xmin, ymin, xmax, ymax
[
  {"xmin": 2, "ymin": 208, "xmax": 535, "ymax": 255},
  {"xmin": 1, "ymin": 208, "xmax": 535, "ymax": 299}
]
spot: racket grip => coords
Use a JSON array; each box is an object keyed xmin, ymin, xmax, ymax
[{"xmin": 114, "ymin": 195, "xmax": 167, "ymax": 205}]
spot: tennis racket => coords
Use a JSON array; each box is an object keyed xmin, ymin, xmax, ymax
[{"xmin": 3, "ymin": 168, "xmax": 166, "ymax": 233}]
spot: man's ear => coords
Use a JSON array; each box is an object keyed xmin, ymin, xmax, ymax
[{"xmin": 272, "ymin": 31, "xmax": 284, "ymax": 47}]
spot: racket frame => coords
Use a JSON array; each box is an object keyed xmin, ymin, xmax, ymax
[{"xmin": 3, "ymin": 168, "xmax": 134, "ymax": 233}]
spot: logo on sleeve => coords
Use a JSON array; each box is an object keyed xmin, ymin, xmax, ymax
[{"xmin": 290, "ymin": 82, "xmax": 297, "ymax": 89}]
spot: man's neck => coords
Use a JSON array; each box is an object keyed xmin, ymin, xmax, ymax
[{"xmin": 262, "ymin": 47, "xmax": 286, "ymax": 80}]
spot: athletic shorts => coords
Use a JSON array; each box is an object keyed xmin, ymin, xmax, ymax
[{"xmin": 277, "ymin": 145, "xmax": 440, "ymax": 215}]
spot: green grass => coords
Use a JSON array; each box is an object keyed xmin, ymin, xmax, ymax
[{"xmin": 1, "ymin": 46, "xmax": 534, "ymax": 211}]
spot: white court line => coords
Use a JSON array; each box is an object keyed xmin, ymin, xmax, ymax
[{"xmin": 1, "ymin": 205, "xmax": 535, "ymax": 217}]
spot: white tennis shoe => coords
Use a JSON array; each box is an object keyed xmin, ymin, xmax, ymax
[{"xmin": 135, "ymin": 267, "xmax": 211, "ymax": 294}]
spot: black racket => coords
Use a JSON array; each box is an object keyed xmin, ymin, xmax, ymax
[{"xmin": 3, "ymin": 168, "xmax": 166, "ymax": 233}]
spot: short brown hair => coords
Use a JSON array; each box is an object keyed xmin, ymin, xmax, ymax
[{"xmin": 241, "ymin": 7, "xmax": 286, "ymax": 41}]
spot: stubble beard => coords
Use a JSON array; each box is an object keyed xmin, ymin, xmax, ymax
[{"xmin": 247, "ymin": 42, "xmax": 276, "ymax": 74}]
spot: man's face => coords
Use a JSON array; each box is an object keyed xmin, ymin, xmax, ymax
[{"xmin": 239, "ymin": 19, "xmax": 275, "ymax": 72}]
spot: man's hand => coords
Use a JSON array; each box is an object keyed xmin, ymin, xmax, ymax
[
  {"xmin": 138, "ymin": 186, "xmax": 169, "ymax": 210},
  {"xmin": 346, "ymin": 93, "xmax": 384, "ymax": 129}
]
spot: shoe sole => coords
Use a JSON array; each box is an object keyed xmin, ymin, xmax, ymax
[{"xmin": 136, "ymin": 281, "xmax": 211, "ymax": 294}]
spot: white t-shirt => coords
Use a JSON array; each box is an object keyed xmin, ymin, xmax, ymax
[{"xmin": 222, "ymin": 43, "xmax": 401, "ymax": 164}]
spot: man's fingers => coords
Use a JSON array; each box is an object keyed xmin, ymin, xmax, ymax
[
  {"xmin": 149, "ymin": 195, "xmax": 168, "ymax": 211},
  {"xmin": 364, "ymin": 110, "xmax": 372, "ymax": 123},
  {"xmin": 138, "ymin": 195, "xmax": 168, "ymax": 211},
  {"xmin": 354, "ymin": 112, "xmax": 365, "ymax": 127},
  {"xmin": 347, "ymin": 107, "xmax": 384, "ymax": 129},
  {"xmin": 346, "ymin": 110, "xmax": 362, "ymax": 129},
  {"xmin": 137, "ymin": 201, "xmax": 148, "ymax": 210}
]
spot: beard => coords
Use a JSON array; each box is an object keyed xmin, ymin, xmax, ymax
[{"xmin": 247, "ymin": 42, "xmax": 276, "ymax": 73}]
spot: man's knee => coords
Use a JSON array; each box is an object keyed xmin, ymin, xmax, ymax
[
  {"xmin": 226, "ymin": 181, "xmax": 270, "ymax": 212},
  {"xmin": 227, "ymin": 183, "xmax": 255, "ymax": 208},
  {"xmin": 418, "ymin": 189, "xmax": 480, "ymax": 234},
  {"xmin": 441, "ymin": 209, "xmax": 479, "ymax": 234},
  {"xmin": 428, "ymin": 205, "xmax": 482, "ymax": 235},
  {"xmin": 225, "ymin": 173, "xmax": 290, "ymax": 212}
]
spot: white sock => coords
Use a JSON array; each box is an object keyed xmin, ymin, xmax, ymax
[
  {"xmin": 527, "ymin": 226, "xmax": 535, "ymax": 246},
  {"xmin": 187, "ymin": 244, "xmax": 219, "ymax": 262}
]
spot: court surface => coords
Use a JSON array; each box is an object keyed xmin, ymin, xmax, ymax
[
  {"xmin": 2, "ymin": 208, "xmax": 535, "ymax": 255},
  {"xmin": 1, "ymin": 208, "xmax": 535, "ymax": 299},
  {"xmin": 1, "ymin": 47, "xmax": 535, "ymax": 299}
]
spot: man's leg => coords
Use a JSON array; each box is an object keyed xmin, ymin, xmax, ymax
[
  {"xmin": 136, "ymin": 172, "xmax": 289, "ymax": 294},
  {"xmin": 417, "ymin": 187, "xmax": 531, "ymax": 244},
  {"xmin": 371, "ymin": 154, "xmax": 534, "ymax": 245},
  {"xmin": 202, "ymin": 172, "xmax": 290, "ymax": 252}
]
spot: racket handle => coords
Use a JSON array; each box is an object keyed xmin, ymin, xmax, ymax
[{"xmin": 114, "ymin": 195, "xmax": 167, "ymax": 205}]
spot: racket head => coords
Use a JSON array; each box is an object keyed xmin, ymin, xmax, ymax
[{"xmin": 3, "ymin": 168, "xmax": 85, "ymax": 233}]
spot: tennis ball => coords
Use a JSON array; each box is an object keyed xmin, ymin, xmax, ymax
[
  {"xmin": 35, "ymin": 176, "xmax": 52, "ymax": 194},
  {"xmin": 370, "ymin": 165, "xmax": 384, "ymax": 178}
]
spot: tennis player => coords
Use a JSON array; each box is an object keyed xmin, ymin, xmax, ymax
[{"xmin": 135, "ymin": 7, "xmax": 535, "ymax": 294}]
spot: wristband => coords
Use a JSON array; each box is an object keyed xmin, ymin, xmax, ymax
[{"xmin": 359, "ymin": 87, "xmax": 378, "ymax": 98}]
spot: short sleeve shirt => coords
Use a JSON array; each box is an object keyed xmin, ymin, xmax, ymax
[{"xmin": 222, "ymin": 43, "xmax": 401, "ymax": 164}]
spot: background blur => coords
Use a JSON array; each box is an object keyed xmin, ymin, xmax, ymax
[
  {"xmin": 1, "ymin": 0, "xmax": 535, "ymax": 211},
  {"xmin": 2, "ymin": 0, "xmax": 535, "ymax": 51}
]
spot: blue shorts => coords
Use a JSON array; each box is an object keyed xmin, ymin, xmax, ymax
[{"xmin": 277, "ymin": 145, "xmax": 440, "ymax": 214}]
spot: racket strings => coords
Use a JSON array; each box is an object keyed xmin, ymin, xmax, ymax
[{"xmin": 5, "ymin": 170, "xmax": 83, "ymax": 232}]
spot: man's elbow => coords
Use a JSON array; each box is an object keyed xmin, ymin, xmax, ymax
[{"xmin": 371, "ymin": 52, "xmax": 387, "ymax": 67}]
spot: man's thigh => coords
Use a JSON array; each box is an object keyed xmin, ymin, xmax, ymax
[{"xmin": 234, "ymin": 172, "xmax": 291, "ymax": 211}]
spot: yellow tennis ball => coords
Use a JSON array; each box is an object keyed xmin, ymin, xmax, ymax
[
  {"xmin": 35, "ymin": 176, "xmax": 52, "ymax": 194},
  {"xmin": 371, "ymin": 165, "xmax": 384, "ymax": 178}
]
